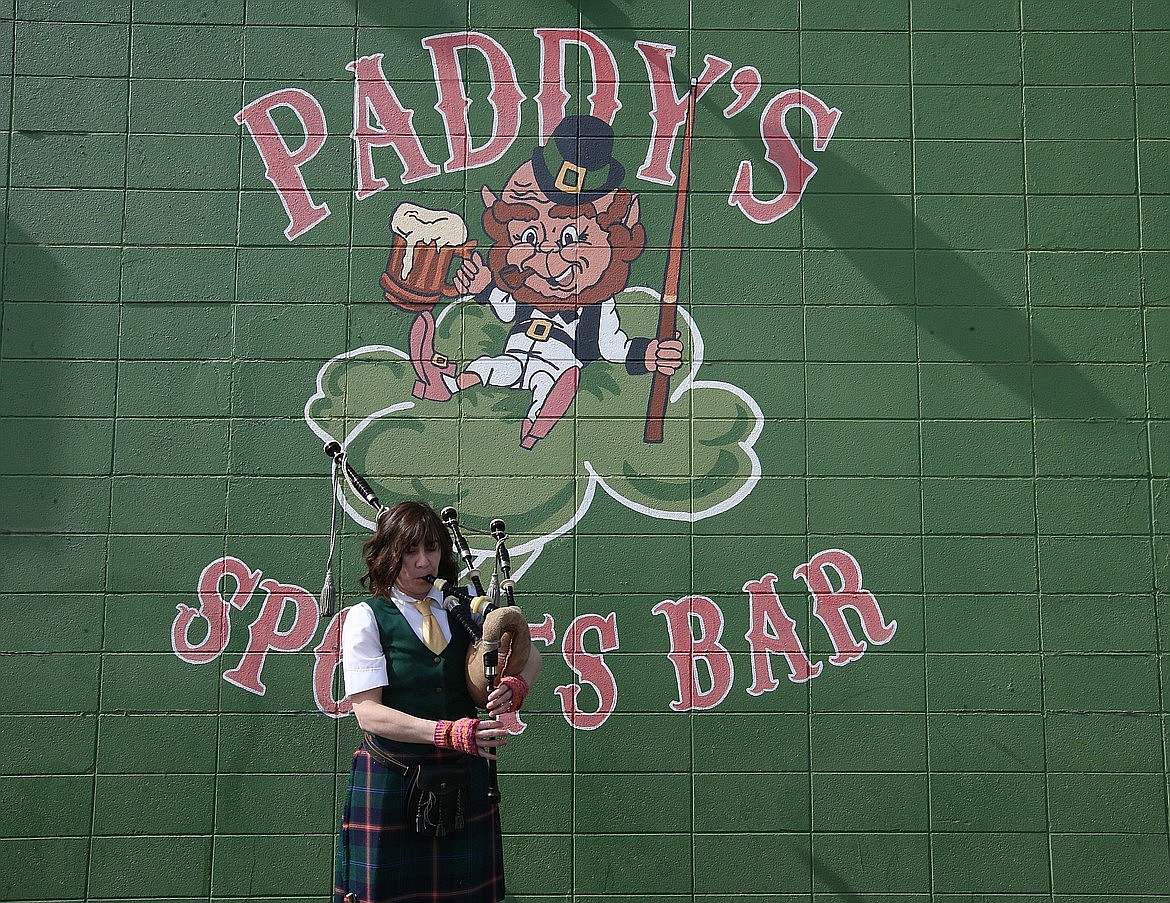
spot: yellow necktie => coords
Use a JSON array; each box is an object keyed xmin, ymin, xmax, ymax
[{"xmin": 412, "ymin": 600, "xmax": 447, "ymax": 655}]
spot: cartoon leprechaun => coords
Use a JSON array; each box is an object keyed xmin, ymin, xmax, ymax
[{"xmin": 391, "ymin": 115, "xmax": 684, "ymax": 449}]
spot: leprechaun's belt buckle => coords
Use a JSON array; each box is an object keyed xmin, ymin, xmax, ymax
[
  {"xmin": 526, "ymin": 320, "xmax": 553, "ymax": 341},
  {"xmin": 554, "ymin": 160, "xmax": 586, "ymax": 195}
]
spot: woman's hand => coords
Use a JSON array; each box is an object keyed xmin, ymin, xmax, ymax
[
  {"xmin": 434, "ymin": 717, "xmax": 508, "ymax": 759},
  {"xmin": 473, "ymin": 718, "xmax": 509, "ymax": 760},
  {"xmin": 487, "ymin": 674, "xmax": 530, "ymax": 716},
  {"xmin": 486, "ymin": 683, "xmax": 514, "ymax": 717}
]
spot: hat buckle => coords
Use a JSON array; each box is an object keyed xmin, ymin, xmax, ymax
[{"xmin": 554, "ymin": 160, "xmax": 587, "ymax": 195}]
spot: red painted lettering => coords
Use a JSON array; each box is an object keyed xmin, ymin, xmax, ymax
[
  {"xmin": 795, "ymin": 549, "xmax": 896, "ymax": 666},
  {"xmin": 652, "ymin": 595, "xmax": 734, "ymax": 712},
  {"xmin": 173, "ymin": 557, "xmax": 262, "ymax": 665},
  {"xmin": 235, "ymin": 88, "xmax": 332, "ymax": 240},
  {"xmin": 743, "ymin": 573, "xmax": 823, "ymax": 692},
  {"xmin": 729, "ymin": 88, "xmax": 841, "ymax": 224},
  {"xmin": 529, "ymin": 613, "xmax": 556, "ymax": 646},
  {"xmin": 534, "ymin": 28, "xmax": 622, "ymax": 141},
  {"xmin": 312, "ymin": 609, "xmax": 352, "ymax": 718},
  {"xmin": 347, "ymin": 53, "xmax": 442, "ymax": 198},
  {"xmin": 634, "ymin": 43, "xmax": 731, "ymax": 184},
  {"xmin": 222, "ymin": 578, "xmax": 320, "ymax": 695},
  {"xmin": 554, "ymin": 612, "xmax": 619, "ymax": 731},
  {"xmin": 723, "ymin": 66, "xmax": 762, "ymax": 118},
  {"xmin": 498, "ymin": 710, "xmax": 528, "ymax": 735},
  {"xmin": 423, "ymin": 32, "xmax": 525, "ymax": 172}
]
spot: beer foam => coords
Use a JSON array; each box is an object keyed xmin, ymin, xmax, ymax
[{"xmin": 390, "ymin": 203, "xmax": 468, "ymax": 281}]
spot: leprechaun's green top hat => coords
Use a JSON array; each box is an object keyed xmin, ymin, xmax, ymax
[{"xmin": 531, "ymin": 114, "xmax": 626, "ymax": 206}]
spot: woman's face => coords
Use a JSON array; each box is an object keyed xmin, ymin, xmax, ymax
[{"xmin": 397, "ymin": 540, "xmax": 442, "ymax": 596}]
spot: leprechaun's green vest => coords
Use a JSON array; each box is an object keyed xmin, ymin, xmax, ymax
[{"xmin": 365, "ymin": 596, "xmax": 477, "ymax": 755}]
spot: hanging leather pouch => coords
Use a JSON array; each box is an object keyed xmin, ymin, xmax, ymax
[{"xmin": 363, "ymin": 733, "xmax": 470, "ymax": 838}]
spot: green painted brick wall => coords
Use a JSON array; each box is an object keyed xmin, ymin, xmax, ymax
[{"xmin": 2, "ymin": 0, "xmax": 1170, "ymax": 901}]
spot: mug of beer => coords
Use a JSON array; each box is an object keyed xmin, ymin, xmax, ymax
[{"xmin": 380, "ymin": 203, "xmax": 477, "ymax": 312}]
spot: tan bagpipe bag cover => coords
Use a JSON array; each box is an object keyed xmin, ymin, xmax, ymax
[{"xmin": 465, "ymin": 606, "xmax": 531, "ymax": 708}]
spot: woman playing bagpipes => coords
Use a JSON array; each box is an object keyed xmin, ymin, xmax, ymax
[{"xmin": 334, "ymin": 500, "xmax": 542, "ymax": 903}]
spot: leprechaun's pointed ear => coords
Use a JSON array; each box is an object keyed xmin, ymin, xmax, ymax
[
  {"xmin": 593, "ymin": 189, "xmax": 640, "ymax": 229},
  {"xmin": 603, "ymin": 189, "xmax": 640, "ymax": 218},
  {"xmin": 481, "ymin": 185, "xmax": 498, "ymax": 209},
  {"xmin": 625, "ymin": 194, "xmax": 640, "ymax": 227}
]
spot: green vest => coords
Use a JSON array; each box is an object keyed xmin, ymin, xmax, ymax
[{"xmin": 365, "ymin": 596, "xmax": 477, "ymax": 755}]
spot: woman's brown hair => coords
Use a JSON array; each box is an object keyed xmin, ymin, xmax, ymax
[{"xmin": 361, "ymin": 501, "xmax": 459, "ymax": 597}]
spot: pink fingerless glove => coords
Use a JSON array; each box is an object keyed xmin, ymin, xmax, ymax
[
  {"xmin": 434, "ymin": 717, "xmax": 480, "ymax": 756},
  {"xmin": 499, "ymin": 675, "xmax": 530, "ymax": 711}
]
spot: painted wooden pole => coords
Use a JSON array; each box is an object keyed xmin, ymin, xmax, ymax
[{"xmin": 644, "ymin": 77, "xmax": 697, "ymax": 444}]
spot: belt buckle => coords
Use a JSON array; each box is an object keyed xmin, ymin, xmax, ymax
[
  {"xmin": 431, "ymin": 353, "xmax": 449, "ymax": 367},
  {"xmin": 526, "ymin": 320, "xmax": 552, "ymax": 341}
]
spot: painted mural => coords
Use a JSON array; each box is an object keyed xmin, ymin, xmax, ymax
[{"xmin": 170, "ymin": 29, "xmax": 896, "ymax": 730}]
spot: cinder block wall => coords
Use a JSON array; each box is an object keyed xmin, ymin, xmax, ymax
[{"xmin": 2, "ymin": 1, "xmax": 1169, "ymax": 900}]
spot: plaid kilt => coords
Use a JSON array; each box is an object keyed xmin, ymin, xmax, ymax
[{"xmin": 334, "ymin": 743, "xmax": 505, "ymax": 903}]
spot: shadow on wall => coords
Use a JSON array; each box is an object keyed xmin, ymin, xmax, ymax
[
  {"xmin": 350, "ymin": 0, "xmax": 638, "ymax": 27},
  {"xmin": 809, "ymin": 850, "xmax": 865, "ymax": 901},
  {"xmin": 582, "ymin": 0, "xmax": 635, "ymax": 32},
  {"xmin": 1, "ymin": 227, "xmax": 81, "ymax": 531},
  {"xmin": 802, "ymin": 152, "xmax": 1122, "ymax": 421},
  {"xmin": 4, "ymin": 225, "xmax": 74, "ymax": 301},
  {"xmin": 352, "ymin": 0, "xmax": 587, "ymax": 26}
]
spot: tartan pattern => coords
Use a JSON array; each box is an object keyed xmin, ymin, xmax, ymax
[{"xmin": 334, "ymin": 745, "xmax": 505, "ymax": 903}]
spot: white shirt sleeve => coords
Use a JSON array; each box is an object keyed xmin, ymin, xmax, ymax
[
  {"xmin": 597, "ymin": 297, "xmax": 633, "ymax": 364},
  {"xmin": 487, "ymin": 287, "xmax": 517, "ymax": 323},
  {"xmin": 341, "ymin": 602, "xmax": 389, "ymax": 696}
]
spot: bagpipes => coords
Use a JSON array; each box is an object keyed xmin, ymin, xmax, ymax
[{"xmin": 321, "ymin": 441, "xmax": 531, "ymax": 802}]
